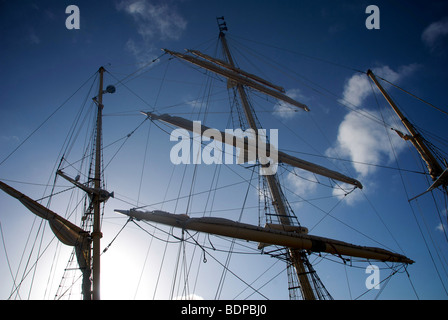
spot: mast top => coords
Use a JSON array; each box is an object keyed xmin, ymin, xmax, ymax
[{"xmin": 217, "ymin": 16, "xmax": 228, "ymax": 36}]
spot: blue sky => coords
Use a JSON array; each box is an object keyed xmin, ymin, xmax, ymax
[{"xmin": 1, "ymin": 0, "xmax": 448, "ymax": 300}]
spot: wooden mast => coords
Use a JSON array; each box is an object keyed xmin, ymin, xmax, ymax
[
  {"xmin": 115, "ymin": 209, "xmax": 414, "ymax": 264},
  {"xmin": 135, "ymin": 21, "xmax": 414, "ymax": 299},
  {"xmin": 216, "ymin": 18, "xmax": 317, "ymax": 300},
  {"xmin": 367, "ymin": 70, "xmax": 445, "ymax": 182},
  {"xmin": 141, "ymin": 112, "xmax": 363, "ymax": 188},
  {"xmin": 92, "ymin": 66, "xmax": 105, "ymax": 300},
  {"xmin": 161, "ymin": 49, "xmax": 309, "ymax": 112},
  {"xmin": 0, "ymin": 66, "xmax": 113, "ymax": 300}
]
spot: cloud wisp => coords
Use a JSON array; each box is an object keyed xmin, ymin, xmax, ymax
[
  {"xmin": 339, "ymin": 65, "xmax": 418, "ymax": 109},
  {"xmin": 286, "ymin": 169, "xmax": 319, "ymax": 202},
  {"xmin": 272, "ymin": 88, "xmax": 307, "ymax": 120},
  {"xmin": 326, "ymin": 65, "xmax": 418, "ymax": 203},
  {"xmin": 326, "ymin": 109, "xmax": 405, "ymax": 178},
  {"xmin": 422, "ymin": 17, "xmax": 448, "ymax": 52},
  {"xmin": 117, "ymin": 0, "xmax": 187, "ymax": 63}
]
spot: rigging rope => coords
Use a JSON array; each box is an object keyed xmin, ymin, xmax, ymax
[
  {"xmin": 0, "ymin": 71, "xmax": 97, "ymax": 167},
  {"xmin": 215, "ymin": 165, "xmax": 256, "ymax": 299},
  {"xmin": 0, "ymin": 221, "xmax": 19, "ymax": 298},
  {"xmin": 229, "ymin": 34, "xmax": 364, "ymax": 74},
  {"xmin": 376, "ymin": 75, "xmax": 448, "ymax": 116},
  {"xmin": 187, "ymin": 230, "xmax": 270, "ymax": 300},
  {"xmin": 354, "ymin": 264, "xmax": 410, "ymax": 300},
  {"xmin": 109, "ymin": 52, "xmax": 167, "ymax": 89},
  {"xmin": 7, "ymin": 28, "xmax": 445, "ymax": 300},
  {"xmin": 379, "ymin": 87, "xmax": 448, "ymax": 297}
]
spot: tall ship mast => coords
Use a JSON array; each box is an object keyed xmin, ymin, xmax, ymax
[
  {"xmin": 367, "ymin": 70, "xmax": 448, "ymax": 200},
  {"xmin": 117, "ymin": 18, "xmax": 412, "ymax": 300},
  {"xmin": 1, "ymin": 17, "xmax": 446, "ymax": 301},
  {"xmin": 0, "ymin": 67, "xmax": 115, "ymax": 300}
]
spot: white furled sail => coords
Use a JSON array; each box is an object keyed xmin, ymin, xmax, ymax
[
  {"xmin": 143, "ymin": 112, "xmax": 363, "ymax": 189},
  {"xmin": 116, "ymin": 209, "xmax": 413, "ymax": 264},
  {"xmin": 163, "ymin": 49, "xmax": 310, "ymax": 111},
  {"xmin": 0, "ymin": 178, "xmax": 91, "ymax": 299}
]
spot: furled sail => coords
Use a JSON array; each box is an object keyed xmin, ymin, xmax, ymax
[
  {"xmin": 0, "ymin": 180, "xmax": 91, "ymax": 299},
  {"xmin": 163, "ymin": 49, "xmax": 310, "ymax": 111},
  {"xmin": 142, "ymin": 112, "xmax": 363, "ymax": 189},
  {"xmin": 116, "ymin": 209, "xmax": 414, "ymax": 264},
  {"xmin": 187, "ymin": 49, "xmax": 286, "ymax": 93}
]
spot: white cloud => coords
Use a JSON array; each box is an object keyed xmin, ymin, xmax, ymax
[
  {"xmin": 436, "ymin": 222, "xmax": 446, "ymax": 233},
  {"xmin": 422, "ymin": 17, "xmax": 448, "ymax": 51},
  {"xmin": 1, "ymin": 135, "xmax": 20, "ymax": 143},
  {"xmin": 117, "ymin": 0, "xmax": 187, "ymax": 40},
  {"xmin": 331, "ymin": 182, "xmax": 364, "ymax": 206},
  {"xmin": 272, "ymin": 89, "xmax": 306, "ymax": 120},
  {"xmin": 28, "ymin": 28, "xmax": 40, "ymax": 45},
  {"xmin": 339, "ymin": 65, "xmax": 418, "ymax": 108},
  {"xmin": 185, "ymin": 97, "xmax": 203, "ymax": 109},
  {"xmin": 437, "ymin": 209, "xmax": 448, "ymax": 232},
  {"xmin": 117, "ymin": 0, "xmax": 187, "ymax": 63},
  {"xmin": 125, "ymin": 38, "xmax": 157, "ymax": 66},
  {"xmin": 326, "ymin": 109, "xmax": 405, "ymax": 178},
  {"xmin": 325, "ymin": 65, "xmax": 417, "ymax": 204},
  {"xmin": 339, "ymin": 73, "xmax": 371, "ymax": 108},
  {"xmin": 286, "ymin": 169, "xmax": 319, "ymax": 198}
]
